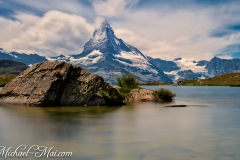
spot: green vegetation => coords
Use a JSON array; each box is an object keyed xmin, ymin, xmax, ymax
[
  {"xmin": 0, "ymin": 60, "xmax": 27, "ymax": 87},
  {"xmin": 178, "ymin": 72, "xmax": 240, "ymax": 86},
  {"xmin": 116, "ymin": 74, "xmax": 139, "ymax": 98},
  {"xmin": 153, "ymin": 88, "xmax": 176, "ymax": 102},
  {"xmin": 0, "ymin": 75, "xmax": 16, "ymax": 87},
  {"xmin": 100, "ymin": 90, "xmax": 111, "ymax": 99}
]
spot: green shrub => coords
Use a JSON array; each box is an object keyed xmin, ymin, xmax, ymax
[
  {"xmin": 100, "ymin": 90, "xmax": 111, "ymax": 99},
  {"xmin": 116, "ymin": 74, "xmax": 139, "ymax": 98},
  {"xmin": 153, "ymin": 88, "xmax": 176, "ymax": 102},
  {"xmin": 116, "ymin": 74, "xmax": 138, "ymax": 89},
  {"xmin": 116, "ymin": 89, "xmax": 130, "ymax": 99}
]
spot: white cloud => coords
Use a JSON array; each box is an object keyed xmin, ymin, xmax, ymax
[
  {"xmin": 94, "ymin": 17, "xmax": 106, "ymax": 29},
  {"xmin": 0, "ymin": 18, "xmax": 24, "ymax": 46},
  {"xmin": 93, "ymin": 0, "xmax": 138, "ymax": 17},
  {"xmin": 112, "ymin": 5, "xmax": 240, "ymax": 60},
  {"xmin": 4, "ymin": 0, "xmax": 95, "ymax": 19},
  {"xmin": 1, "ymin": 1, "xmax": 240, "ymax": 61},
  {"xmin": 115, "ymin": 28, "xmax": 176, "ymax": 57},
  {"xmin": 1, "ymin": 11, "xmax": 94, "ymax": 56}
]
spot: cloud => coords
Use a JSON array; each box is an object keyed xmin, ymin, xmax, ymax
[
  {"xmin": 111, "ymin": 2, "xmax": 240, "ymax": 60},
  {"xmin": 0, "ymin": 19, "xmax": 22, "ymax": 54},
  {"xmin": 1, "ymin": 0, "xmax": 240, "ymax": 60},
  {"xmin": 0, "ymin": 2, "xmax": 16, "ymax": 20},
  {"xmin": 0, "ymin": 0, "xmax": 95, "ymax": 20},
  {"xmin": 215, "ymin": 44, "xmax": 240, "ymax": 59},
  {"xmin": 1, "ymin": 11, "xmax": 94, "ymax": 56},
  {"xmin": 115, "ymin": 28, "xmax": 176, "ymax": 58},
  {"xmin": 93, "ymin": 0, "xmax": 138, "ymax": 17},
  {"xmin": 211, "ymin": 24, "xmax": 240, "ymax": 38},
  {"xmin": 94, "ymin": 17, "xmax": 106, "ymax": 29}
]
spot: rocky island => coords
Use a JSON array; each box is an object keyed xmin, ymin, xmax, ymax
[
  {"xmin": 0, "ymin": 61, "xmax": 124, "ymax": 106},
  {"xmin": 125, "ymin": 88, "xmax": 155, "ymax": 102}
]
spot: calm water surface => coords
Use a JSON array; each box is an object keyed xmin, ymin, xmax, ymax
[{"xmin": 0, "ymin": 86, "xmax": 240, "ymax": 160}]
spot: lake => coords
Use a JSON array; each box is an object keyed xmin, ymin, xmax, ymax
[{"xmin": 0, "ymin": 86, "xmax": 240, "ymax": 160}]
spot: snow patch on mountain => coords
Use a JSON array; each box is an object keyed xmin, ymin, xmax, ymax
[
  {"xmin": 71, "ymin": 50, "xmax": 103, "ymax": 65},
  {"xmin": 160, "ymin": 58, "xmax": 210, "ymax": 82},
  {"xmin": 114, "ymin": 38, "xmax": 120, "ymax": 45},
  {"xmin": 164, "ymin": 70, "xmax": 179, "ymax": 81},
  {"xmin": 174, "ymin": 58, "xmax": 207, "ymax": 73},
  {"xmin": 113, "ymin": 51, "xmax": 157, "ymax": 72}
]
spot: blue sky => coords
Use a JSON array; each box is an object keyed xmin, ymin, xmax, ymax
[{"xmin": 0, "ymin": 0, "xmax": 240, "ymax": 60}]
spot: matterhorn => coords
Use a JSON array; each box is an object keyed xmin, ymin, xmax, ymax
[{"xmin": 63, "ymin": 20, "xmax": 171, "ymax": 83}]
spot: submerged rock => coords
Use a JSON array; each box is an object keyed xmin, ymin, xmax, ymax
[
  {"xmin": 165, "ymin": 105, "xmax": 187, "ymax": 107},
  {"xmin": 0, "ymin": 61, "xmax": 123, "ymax": 106}
]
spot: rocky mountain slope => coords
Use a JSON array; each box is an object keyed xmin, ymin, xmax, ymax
[
  {"xmin": 148, "ymin": 57, "xmax": 210, "ymax": 82},
  {"xmin": 206, "ymin": 57, "xmax": 240, "ymax": 76}
]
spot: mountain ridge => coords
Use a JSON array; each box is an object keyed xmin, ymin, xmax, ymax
[{"xmin": 1, "ymin": 20, "xmax": 240, "ymax": 83}]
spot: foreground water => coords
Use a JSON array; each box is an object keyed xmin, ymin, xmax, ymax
[{"xmin": 0, "ymin": 86, "xmax": 240, "ymax": 160}]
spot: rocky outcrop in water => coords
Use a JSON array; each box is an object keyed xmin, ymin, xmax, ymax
[
  {"xmin": 125, "ymin": 88, "xmax": 156, "ymax": 102},
  {"xmin": 0, "ymin": 61, "xmax": 124, "ymax": 106}
]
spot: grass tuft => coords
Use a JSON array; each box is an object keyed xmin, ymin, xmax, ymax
[
  {"xmin": 153, "ymin": 88, "xmax": 176, "ymax": 102},
  {"xmin": 116, "ymin": 74, "xmax": 139, "ymax": 98}
]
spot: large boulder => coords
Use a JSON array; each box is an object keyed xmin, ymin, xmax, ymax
[{"xmin": 0, "ymin": 61, "xmax": 124, "ymax": 106}]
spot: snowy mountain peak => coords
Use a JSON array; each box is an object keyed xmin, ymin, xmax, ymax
[
  {"xmin": 91, "ymin": 20, "xmax": 114, "ymax": 45},
  {"xmin": 70, "ymin": 21, "xmax": 172, "ymax": 83},
  {"xmin": 74, "ymin": 20, "xmax": 147, "ymax": 59},
  {"xmin": 99, "ymin": 20, "xmax": 112, "ymax": 30}
]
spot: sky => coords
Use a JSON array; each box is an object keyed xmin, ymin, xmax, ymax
[{"xmin": 0, "ymin": 0, "xmax": 240, "ymax": 60}]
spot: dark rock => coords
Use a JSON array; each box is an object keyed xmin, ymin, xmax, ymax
[
  {"xmin": 165, "ymin": 105, "xmax": 187, "ymax": 107},
  {"xmin": 0, "ymin": 61, "xmax": 124, "ymax": 106},
  {"xmin": 174, "ymin": 57, "xmax": 182, "ymax": 61}
]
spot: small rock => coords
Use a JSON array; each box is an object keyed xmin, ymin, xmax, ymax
[{"xmin": 125, "ymin": 88, "xmax": 157, "ymax": 102}]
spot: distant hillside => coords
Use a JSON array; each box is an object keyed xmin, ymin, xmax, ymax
[
  {"xmin": 178, "ymin": 72, "xmax": 240, "ymax": 86},
  {"xmin": 0, "ymin": 75, "xmax": 16, "ymax": 87},
  {"xmin": 0, "ymin": 60, "xmax": 28, "ymax": 75}
]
